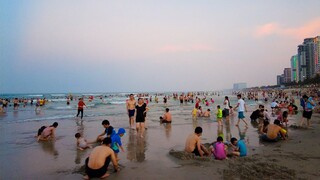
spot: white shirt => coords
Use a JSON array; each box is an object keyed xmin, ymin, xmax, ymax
[
  {"xmin": 224, "ymin": 100, "xmax": 230, "ymax": 109},
  {"xmin": 238, "ymin": 99, "xmax": 245, "ymax": 112}
]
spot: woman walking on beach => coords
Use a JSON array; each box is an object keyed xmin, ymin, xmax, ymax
[{"xmin": 136, "ymin": 98, "xmax": 149, "ymax": 138}]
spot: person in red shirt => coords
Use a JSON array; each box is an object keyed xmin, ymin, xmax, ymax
[{"xmin": 77, "ymin": 98, "xmax": 87, "ymax": 119}]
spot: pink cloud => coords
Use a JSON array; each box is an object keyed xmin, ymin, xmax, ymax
[
  {"xmin": 158, "ymin": 44, "xmax": 218, "ymax": 53},
  {"xmin": 254, "ymin": 18, "xmax": 320, "ymax": 39}
]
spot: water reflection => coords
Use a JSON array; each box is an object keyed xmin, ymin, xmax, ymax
[
  {"xmin": 237, "ymin": 126, "xmax": 248, "ymax": 142},
  {"xmin": 126, "ymin": 130, "xmax": 147, "ymax": 162},
  {"xmin": 40, "ymin": 141, "xmax": 59, "ymax": 158},
  {"xmin": 164, "ymin": 123, "xmax": 172, "ymax": 140},
  {"xmin": 225, "ymin": 121, "xmax": 232, "ymax": 142}
]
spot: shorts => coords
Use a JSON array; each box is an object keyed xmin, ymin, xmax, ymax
[
  {"xmin": 238, "ymin": 112, "xmax": 245, "ymax": 119},
  {"xmin": 128, "ymin": 109, "xmax": 135, "ymax": 117},
  {"xmin": 192, "ymin": 147, "xmax": 200, "ymax": 156},
  {"xmin": 224, "ymin": 109, "xmax": 229, "ymax": 116},
  {"xmin": 302, "ymin": 110, "xmax": 312, "ymax": 119},
  {"xmin": 260, "ymin": 134, "xmax": 280, "ymax": 142},
  {"xmin": 14, "ymin": 103, "xmax": 18, "ymax": 107},
  {"xmin": 85, "ymin": 156, "xmax": 111, "ymax": 178},
  {"xmin": 160, "ymin": 119, "xmax": 172, "ymax": 124}
]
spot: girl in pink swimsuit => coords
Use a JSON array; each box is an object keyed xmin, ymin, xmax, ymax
[{"xmin": 211, "ymin": 136, "xmax": 227, "ymax": 160}]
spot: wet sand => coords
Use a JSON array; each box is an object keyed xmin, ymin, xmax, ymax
[{"xmin": 0, "ymin": 99, "xmax": 319, "ymax": 179}]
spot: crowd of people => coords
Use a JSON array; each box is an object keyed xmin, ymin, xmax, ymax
[{"xmin": 2, "ymin": 87, "xmax": 319, "ymax": 179}]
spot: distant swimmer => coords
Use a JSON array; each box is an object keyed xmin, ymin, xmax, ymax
[
  {"xmin": 76, "ymin": 98, "xmax": 87, "ymax": 119},
  {"xmin": 126, "ymin": 94, "xmax": 136, "ymax": 129},
  {"xmin": 13, "ymin": 98, "xmax": 19, "ymax": 110},
  {"xmin": 84, "ymin": 137, "xmax": 120, "ymax": 180},
  {"xmin": 160, "ymin": 108, "xmax": 172, "ymax": 123},
  {"xmin": 36, "ymin": 122, "xmax": 58, "ymax": 141}
]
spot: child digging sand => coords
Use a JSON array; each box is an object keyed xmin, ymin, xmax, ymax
[
  {"xmin": 210, "ymin": 136, "xmax": 227, "ymax": 160},
  {"xmin": 111, "ymin": 128, "xmax": 126, "ymax": 161},
  {"xmin": 75, "ymin": 133, "xmax": 92, "ymax": 150}
]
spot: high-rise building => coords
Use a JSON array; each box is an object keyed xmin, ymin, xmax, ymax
[
  {"xmin": 277, "ymin": 74, "xmax": 284, "ymax": 85},
  {"xmin": 314, "ymin": 36, "xmax": 320, "ymax": 73},
  {"xmin": 290, "ymin": 55, "xmax": 299, "ymax": 82},
  {"xmin": 283, "ymin": 68, "xmax": 291, "ymax": 83},
  {"xmin": 233, "ymin": 83, "xmax": 247, "ymax": 90},
  {"xmin": 298, "ymin": 44, "xmax": 307, "ymax": 81}
]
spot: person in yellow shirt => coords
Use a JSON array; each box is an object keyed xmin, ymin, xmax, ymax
[{"xmin": 216, "ymin": 105, "xmax": 223, "ymax": 126}]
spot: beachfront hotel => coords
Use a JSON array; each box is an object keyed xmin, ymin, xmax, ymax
[{"xmin": 277, "ymin": 36, "xmax": 320, "ymax": 84}]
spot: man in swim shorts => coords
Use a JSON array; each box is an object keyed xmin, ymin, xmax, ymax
[
  {"xmin": 160, "ymin": 108, "xmax": 172, "ymax": 123},
  {"xmin": 84, "ymin": 137, "xmax": 120, "ymax": 179},
  {"xmin": 260, "ymin": 119, "xmax": 286, "ymax": 142},
  {"xmin": 185, "ymin": 126, "xmax": 209, "ymax": 157},
  {"xmin": 126, "ymin": 94, "xmax": 136, "ymax": 129}
]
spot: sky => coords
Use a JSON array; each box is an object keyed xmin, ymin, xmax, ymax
[{"xmin": 1, "ymin": 0, "xmax": 320, "ymax": 93}]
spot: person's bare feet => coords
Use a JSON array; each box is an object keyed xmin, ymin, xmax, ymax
[
  {"xmin": 100, "ymin": 172, "xmax": 110, "ymax": 179},
  {"xmin": 83, "ymin": 175, "xmax": 89, "ymax": 180}
]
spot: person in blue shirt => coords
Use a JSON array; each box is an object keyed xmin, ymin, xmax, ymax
[
  {"xmin": 300, "ymin": 93, "xmax": 316, "ymax": 128},
  {"xmin": 97, "ymin": 120, "xmax": 116, "ymax": 142},
  {"xmin": 111, "ymin": 128, "xmax": 126, "ymax": 161},
  {"xmin": 230, "ymin": 137, "xmax": 247, "ymax": 157}
]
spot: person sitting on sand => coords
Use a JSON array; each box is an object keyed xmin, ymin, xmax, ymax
[
  {"xmin": 209, "ymin": 136, "xmax": 227, "ymax": 160},
  {"xmin": 37, "ymin": 122, "xmax": 58, "ymax": 142},
  {"xmin": 260, "ymin": 120, "xmax": 287, "ymax": 142},
  {"xmin": 160, "ymin": 108, "xmax": 172, "ymax": 123},
  {"xmin": 84, "ymin": 137, "xmax": 120, "ymax": 180},
  {"xmin": 75, "ymin": 133, "xmax": 92, "ymax": 150},
  {"xmin": 185, "ymin": 126, "xmax": 210, "ymax": 157},
  {"xmin": 230, "ymin": 137, "xmax": 247, "ymax": 157},
  {"xmin": 97, "ymin": 120, "xmax": 116, "ymax": 142},
  {"xmin": 203, "ymin": 109, "xmax": 211, "ymax": 117}
]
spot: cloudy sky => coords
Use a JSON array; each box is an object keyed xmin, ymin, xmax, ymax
[{"xmin": 1, "ymin": 0, "xmax": 320, "ymax": 93}]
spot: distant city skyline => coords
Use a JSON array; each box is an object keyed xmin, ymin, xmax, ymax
[{"xmin": 1, "ymin": 1, "xmax": 320, "ymax": 93}]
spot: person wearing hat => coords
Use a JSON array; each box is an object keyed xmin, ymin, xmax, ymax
[{"xmin": 111, "ymin": 128, "xmax": 126, "ymax": 161}]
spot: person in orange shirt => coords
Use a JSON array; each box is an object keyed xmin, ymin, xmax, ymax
[{"xmin": 77, "ymin": 98, "xmax": 87, "ymax": 119}]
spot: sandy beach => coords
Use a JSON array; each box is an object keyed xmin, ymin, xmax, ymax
[{"xmin": 0, "ymin": 94, "xmax": 319, "ymax": 180}]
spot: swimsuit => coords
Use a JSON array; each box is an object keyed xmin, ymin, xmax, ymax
[
  {"xmin": 85, "ymin": 156, "xmax": 111, "ymax": 178},
  {"xmin": 128, "ymin": 109, "xmax": 135, "ymax": 117}
]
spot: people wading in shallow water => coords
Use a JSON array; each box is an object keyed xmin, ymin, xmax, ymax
[
  {"xmin": 77, "ymin": 98, "xmax": 87, "ymax": 119},
  {"xmin": 126, "ymin": 94, "xmax": 136, "ymax": 129},
  {"xmin": 135, "ymin": 98, "xmax": 149, "ymax": 138}
]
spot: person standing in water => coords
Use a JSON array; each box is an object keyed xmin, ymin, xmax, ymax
[
  {"xmin": 77, "ymin": 98, "xmax": 87, "ymax": 119},
  {"xmin": 135, "ymin": 98, "xmax": 149, "ymax": 138},
  {"xmin": 234, "ymin": 94, "xmax": 248, "ymax": 127},
  {"xmin": 126, "ymin": 94, "xmax": 136, "ymax": 129}
]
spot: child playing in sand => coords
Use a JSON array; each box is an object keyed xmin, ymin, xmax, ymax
[
  {"xmin": 210, "ymin": 136, "xmax": 227, "ymax": 160},
  {"xmin": 230, "ymin": 137, "xmax": 247, "ymax": 157},
  {"xmin": 75, "ymin": 133, "xmax": 92, "ymax": 150},
  {"xmin": 111, "ymin": 128, "xmax": 126, "ymax": 161},
  {"xmin": 216, "ymin": 105, "xmax": 223, "ymax": 126}
]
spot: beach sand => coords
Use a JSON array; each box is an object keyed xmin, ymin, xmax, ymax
[{"xmin": 0, "ymin": 97, "xmax": 319, "ymax": 179}]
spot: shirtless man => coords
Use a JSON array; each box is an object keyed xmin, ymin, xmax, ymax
[
  {"xmin": 37, "ymin": 122, "xmax": 58, "ymax": 141},
  {"xmin": 126, "ymin": 94, "xmax": 136, "ymax": 129},
  {"xmin": 185, "ymin": 126, "xmax": 209, "ymax": 157},
  {"xmin": 260, "ymin": 119, "xmax": 286, "ymax": 142},
  {"xmin": 84, "ymin": 137, "xmax": 120, "ymax": 179},
  {"xmin": 160, "ymin": 108, "xmax": 172, "ymax": 123}
]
